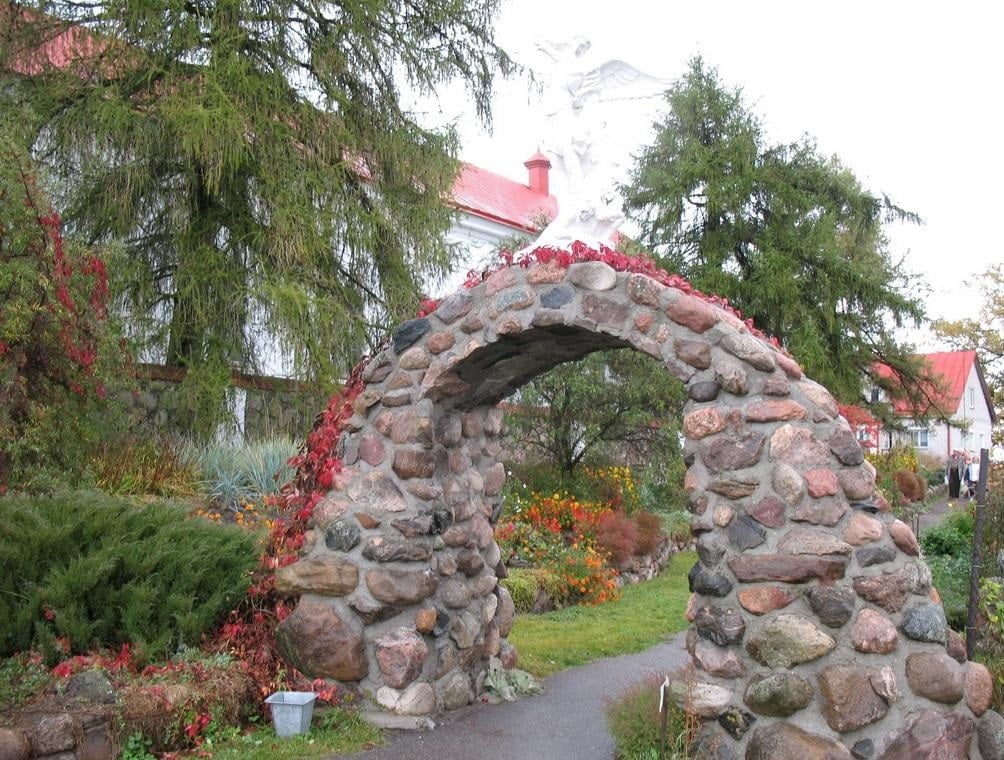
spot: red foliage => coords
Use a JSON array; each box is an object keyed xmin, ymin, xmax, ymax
[
  {"xmin": 596, "ymin": 510, "xmax": 639, "ymax": 567},
  {"xmin": 51, "ymin": 643, "xmax": 135, "ymax": 678},
  {"xmin": 462, "ymin": 242, "xmax": 779, "ymax": 347},
  {"xmin": 0, "ymin": 156, "xmax": 112, "ymax": 487},
  {"xmin": 183, "ymin": 712, "xmax": 212, "ymax": 743},
  {"xmin": 633, "ymin": 511, "xmax": 664, "ymax": 556},
  {"xmin": 208, "ymin": 358, "xmax": 368, "ymax": 707}
]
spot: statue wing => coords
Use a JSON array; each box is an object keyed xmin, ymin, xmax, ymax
[{"xmin": 580, "ymin": 59, "xmax": 674, "ymax": 103}]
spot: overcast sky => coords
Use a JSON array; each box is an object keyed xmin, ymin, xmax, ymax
[{"xmin": 416, "ymin": 0, "xmax": 1002, "ymax": 347}]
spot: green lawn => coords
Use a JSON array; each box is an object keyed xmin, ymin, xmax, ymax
[
  {"xmin": 509, "ymin": 550, "xmax": 695, "ymax": 678},
  {"xmin": 204, "ymin": 708, "xmax": 382, "ymax": 759}
]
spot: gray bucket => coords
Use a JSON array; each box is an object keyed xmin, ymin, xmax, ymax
[{"xmin": 265, "ymin": 691, "xmax": 317, "ymax": 737}]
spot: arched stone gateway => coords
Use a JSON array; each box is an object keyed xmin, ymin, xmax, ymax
[{"xmin": 275, "ymin": 254, "xmax": 1000, "ymax": 758}]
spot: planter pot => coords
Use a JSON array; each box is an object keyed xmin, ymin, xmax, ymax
[{"xmin": 265, "ymin": 691, "xmax": 317, "ymax": 737}]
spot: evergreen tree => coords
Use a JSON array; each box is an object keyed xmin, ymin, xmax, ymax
[
  {"xmin": 1, "ymin": 0, "xmax": 513, "ymax": 432},
  {"xmin": 623, "ymin": 58, "xmax": 931, "ymax": 414}
]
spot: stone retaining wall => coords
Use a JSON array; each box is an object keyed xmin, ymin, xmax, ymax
[
  {"xmin": 274, "ymin": 259, "xmax": 1002, "ymax": 758},
  {"xmin": 120, "ymin": 364, "xmax": 324, "ymax": 437}
]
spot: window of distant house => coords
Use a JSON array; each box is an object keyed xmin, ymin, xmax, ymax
[
  {"xmin": 909, "ymin": 428, "xmax": 929, "ymax": 448},
  {"xmin": 870, "ymin": 388, "xmax": 880, "ymax": 403},
  {"xmin": 856, "ymin": 427, "xmax": 870, "ymax": 442},
  {"xmin": 969, "ymin": 387, "xmax": 976, "ymax": 409}
]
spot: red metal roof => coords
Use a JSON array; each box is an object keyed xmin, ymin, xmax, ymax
[
  {"xmin": 4, "ymin": 8, "xmax": 107, "ymax": 75},
  {"xmin": 875, "ymin": 350, "xmax": 978, "ymax": 416},
  {"xmin": 450, "ymin": 162, "xmax": 557, "ymax": 234}
]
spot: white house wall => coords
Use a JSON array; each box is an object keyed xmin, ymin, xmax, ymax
[
  {"xmin": 954, "ymin": 362, "xmax": 995, "ymax": 456},
  {"xmin": 885, "ymin": 362, "xmax": 995, "ymax": 462},
  {"xmin": 437, "ymin": 211, "xmax": 528, "ymax": 296}
]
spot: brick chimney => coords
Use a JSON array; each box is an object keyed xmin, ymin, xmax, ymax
[{"xmin": 524, "ymin": 151, "xmax": 551, "ymax": 195}]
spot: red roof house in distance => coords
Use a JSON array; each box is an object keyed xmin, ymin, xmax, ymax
[
  {"xmin": 854, "ymin": 350, "xmax": 996, "ymax": 461},
  {"xmin": 442, "ymin": 153, "xmax": 558, "ymax": 293}
]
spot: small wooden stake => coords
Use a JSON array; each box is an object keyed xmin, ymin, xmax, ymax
[{"xmin": 966, "ymin": 448, "xmax": 990, "ymax": 660}]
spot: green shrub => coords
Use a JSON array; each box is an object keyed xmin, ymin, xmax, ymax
[
  {"xmin": 925, "ymin": 467, "xmax": 946, "ymax": 488},
  {"xmin": 0, "ymin": 653, "xmax": 52, "ymax": 712},
  {"xmin": 0, "ymin": 491, "xmax": 259, "ymax": 663},
  {"xmin": 921, "ymin": 509, "xmax": 974, "ymax": 557},
  {"xmin": 636, "ymin": 458, "xmax": 687, "ymax": 515},
  {"xmin": 927, "ymin": 553, "xmax": 971, "ymax": 631},
  {"xmin": 661, "ymin": 511, "xmax": 692, "ymax": 546},
  {"xmin": 606, "ymin": 673, "xmax": 691, "ymax": 759},
  {"xmin": 502, "ymin": 570, "xmax": 540, "ymax": 613}
]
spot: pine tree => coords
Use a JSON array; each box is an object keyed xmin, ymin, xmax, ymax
[
  {"xmin": 1, "ymin": 0, "xmax": 513, "ymax": 432},
  {"xmin": 623, "ymin": 58, "xmax": 931, "ymax": 415}
]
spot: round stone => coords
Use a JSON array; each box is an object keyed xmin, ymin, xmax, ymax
[
  {"xmin": 568, "ymin": 260, "xmax": 617, "ymax": 290},
  {"xmin": 744, "ymin": 672, "xmax": 814, "ymax": 717},
  {"xmin": 966, "ymin": 662, "xmax": 994, "ymax": 716},
  {"xmin": 852, "ymin": 608, "xmax": 899, "ymax": 653},
  {"xmin": 900, "ymin": 603, "xmax": 948, "ymax": 644},
  {"xmin": 694, "ymin": 639, "xmax": 745, "ymax": 678},
  {"xmin": 806, "ymin": 584, "xmax": 856, "ymax": 628},
  {"xmin": 375, "ymin": 627, "xmax": 429, "ymax": 689},
  {"xmin": 906, "ymin": 652, "xmax": 965, "ymax": 703},
  {"xmin": 746, "ymin": 614, "xmax": 836, "ymax": 668},
  {"xmin": 276, "ymin": 598, "xmax": 368, "ymax": 681},
  {"xmin": 694, "ymin": 605, "xmax": 746, "ymax": 646},
  {"xmin": 843, "ymin": 512, "xmax": 883, "ymax": 545},
  {"xmin": 818, "ymin": 664, "xmax": 889, "ymax": 732},
  {"xmin": 978, "ymin": 711, "xmax": 1004, "ymax": 760}
]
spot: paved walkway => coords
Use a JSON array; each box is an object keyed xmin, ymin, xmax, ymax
[
  {"xmin": 326, "ymin": 632, "xmax": 690, "ymax": 760},
  {"xmin": 917, "ymin": 489, "xmax": 975, "ymax": 534}
]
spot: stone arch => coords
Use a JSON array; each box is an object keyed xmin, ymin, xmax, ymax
[{"xmin": 275, "ymin": 257, "xmax": 990, "ymax": 756}]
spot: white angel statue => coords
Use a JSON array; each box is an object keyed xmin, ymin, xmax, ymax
[{"xmin": 525, "ymin": 37, "xmax": 674, "ymax": 252}]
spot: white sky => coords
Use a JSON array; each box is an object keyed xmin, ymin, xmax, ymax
[{"xmin": 416, "ymin": 0, "xmax": 1002, "ymax": 348}]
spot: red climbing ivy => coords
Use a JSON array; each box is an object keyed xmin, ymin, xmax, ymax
[
  {"xmin": 210, "ymin": 359, "xmax": 367, "ymax": 704},
  {"xmin": 0, "ymin": 143, "xmax": 114, "ymax": 489},
  {"xmin": 420, "ymin": 242, "xmax": 777, "ymax": 346}
]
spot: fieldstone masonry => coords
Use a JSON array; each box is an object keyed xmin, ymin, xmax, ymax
[{"xmin": 275, "ymin": 259, "xmax": 1003, "ymax": 758}]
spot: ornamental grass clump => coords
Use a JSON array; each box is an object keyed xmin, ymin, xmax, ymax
[
  {"xmin": 0, "ymin": 491, "xmax": 259, "ymax": 664},
  {"xmin": 189, "ymin": 436, "xmax": 298, "ymax": 510},
  {"xmin": 605, "ymin": 673, "xmax": 695, "ymax": 760}
]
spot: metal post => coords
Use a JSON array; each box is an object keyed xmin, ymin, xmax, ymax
[
  {"xmin": 658, "ymin": 676, "xmax": 670, "ymax": 760},
  {"xmin": 966, "ymin": 448, "xmax": 991, "ymax": 660}
]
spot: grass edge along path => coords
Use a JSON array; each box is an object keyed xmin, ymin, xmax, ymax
[
  {"xmin": 509, "ymin": 550, "xmax": 695, "ymax": 678},
  {"xmin": 195, "ymin": 707, "xmax": 382, "ymax": 759}
]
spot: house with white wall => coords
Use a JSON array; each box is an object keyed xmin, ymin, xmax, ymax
[
  {"xmin": 849, "ymin": 350, "xmax": 996, "ymax": 461},
  {"xmin": 440, "ymin": 152, "xmax": 556, "ymax": 293}
]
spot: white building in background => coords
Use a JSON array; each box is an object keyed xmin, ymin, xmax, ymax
[
  {"xmin": 848, "ymin": 350, "xmax": 997, "ymax": 462},
  {"xmin": 440, "ymin": 151, "xmax": 557, "ymax": 293}
]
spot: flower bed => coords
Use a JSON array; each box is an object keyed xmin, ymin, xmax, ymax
[{"xmin": 496, "ymin": 467, "xmax": 673, "ymax": 612}]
